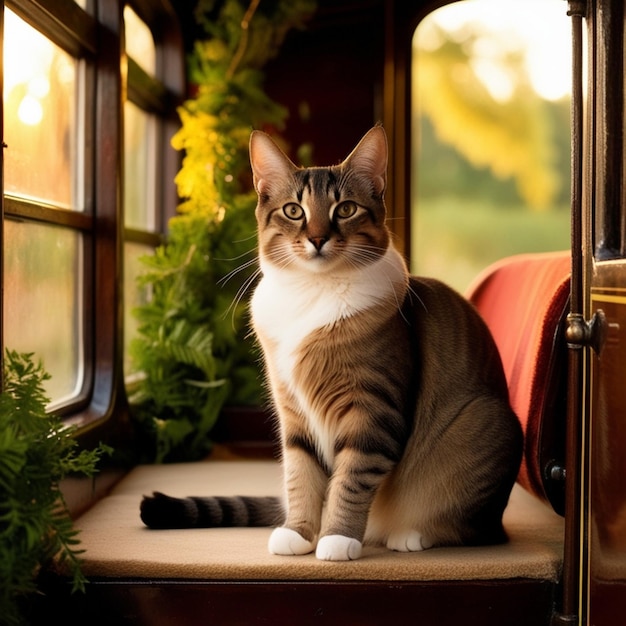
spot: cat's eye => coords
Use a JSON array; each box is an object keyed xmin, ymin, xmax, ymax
[
  {"xmin": 335, "ymin": 202, "xmax": 358, "ymax": 219},
  {"xmin": 283, "ymin": 203, "xmax": 305, "ymax": 220}
]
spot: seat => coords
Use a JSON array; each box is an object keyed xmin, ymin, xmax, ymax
[
  {"xmin": 44, "ymin": 458, "xmax": 563, "ymax": 626},
  {"xmin": 465, "ymin": 251, "xmax": 571, "ymax": 514}
]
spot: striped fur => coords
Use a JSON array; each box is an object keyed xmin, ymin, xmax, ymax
[
  {"xmin": 140, "ymin": 493, "xmax": 283, "ymax": 529},
  {"xmin": 141, "ymin": 126, "xmax": 523, "ymax": 561}
]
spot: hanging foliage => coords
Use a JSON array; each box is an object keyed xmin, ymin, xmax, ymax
[{"xmin": 128, "ymin": 0, "xmax": 316, "ymax": 463}]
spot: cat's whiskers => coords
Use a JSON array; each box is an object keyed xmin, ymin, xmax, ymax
[
  {"xmin": 344, "ymin": 243, "xmax": 386, "ymax": 267},
  {"xmin": 231, "ymin": 231, "xmax": 260, "ymax": 244},
  {"xmin": 344, "ymin": 246, "xmax": 408, "ymax": 320},
  {"xmin": 405, "ymin": 282, "xmax": 428, "ymax": 313},
  {"xmin": 267, "ymin": 246, "xmax": 298, "ymax": 271},
  {"xmin": 218, "ymin": 254, "xmax": 259, "ymax": 287},
  {"xmin": 221, "ymin": 265, "xmax": 263, "ymax": 328},
  {"xmin": 347, "ymin": 242, "xmax": 428, "ymax": 315},
  {"xmin": 214, "ymin": 244, "xmax": 258, "ymax": 263}
]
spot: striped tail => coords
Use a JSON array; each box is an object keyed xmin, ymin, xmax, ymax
[{"xmin": 140, "ymin": 492, "xmax": 284, "ymax": 529}]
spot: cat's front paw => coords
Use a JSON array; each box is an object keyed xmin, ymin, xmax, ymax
[
  {"xmin": 316, "ymin": 535, "xmax": 362, "ymax": 561},
  {"xmin": 268, "ymin": 527, "xmax": 315, "ymax": 556},
  {"xmin": 386, "ymin": 530, "xmax": 432, "ymax": 552}
]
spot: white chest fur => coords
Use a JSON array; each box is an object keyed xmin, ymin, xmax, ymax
[{"xmin": 250, "ymin": 245, "xmax": 407, "ymax": 388}]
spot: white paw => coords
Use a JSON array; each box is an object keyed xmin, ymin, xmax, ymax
[
  {"xmin": 316, "ymin": 535, "xmax": 362, "ymax": 561},
  {"xmin": 268, "ymin": 527, "xmax": 315, "ymax": 556},
  {"xmin": 387, "ymin": 530, "xmax": 432, "ymax": 552}
]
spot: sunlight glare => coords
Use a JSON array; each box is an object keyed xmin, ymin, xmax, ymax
[
  {"xmin": 18, "ymin": 95, "xmax": 43, "ymax": 126},
  {"xmin": 425, "ymin": 0, "xmax": 571, "ymax": 102}
]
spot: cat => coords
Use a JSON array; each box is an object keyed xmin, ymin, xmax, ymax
[{"xmin": 140, "ymin": 125, "xmax": 523, "ymax": 561}]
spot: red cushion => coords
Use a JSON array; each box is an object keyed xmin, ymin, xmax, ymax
[{"xmin": 466, "ymin": 252, "xmax": 570, "ymax": 510}]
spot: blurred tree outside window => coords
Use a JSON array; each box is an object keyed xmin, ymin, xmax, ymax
[{"xmin": 412, "ymin": 0, "xmax": 572, "ymax": 292}]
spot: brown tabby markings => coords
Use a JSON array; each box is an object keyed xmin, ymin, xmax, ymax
[{"xmin": 249, "ymin": 126, "xmax": 523, "ymax": 561}]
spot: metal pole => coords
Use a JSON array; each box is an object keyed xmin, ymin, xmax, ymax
[{"xmin": 555, "ymin": 1, "xmax": 587, "ymax": 624}]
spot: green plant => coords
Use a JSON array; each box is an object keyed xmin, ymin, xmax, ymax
[
  {"xmin": 128, "ymin": 0, "xmax": 316, "ymax": 463},
  {"xmin": 0, "ymin": 350, "xmax": 111, "ymax": 626}
]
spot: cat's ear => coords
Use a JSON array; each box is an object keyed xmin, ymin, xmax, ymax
[
  {"xmin": 249, "ymin": 131, "xmax": 297, "ymax": 197},
  {"xmin": 343, "ymin": 126, "xmax": 387, "ymax": 196}
]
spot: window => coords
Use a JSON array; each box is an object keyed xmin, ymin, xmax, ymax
[
  {"xmin": 1, "ymin": 0, "xmax": 184, "ymax": 428},
  {"xmin": 411, "ymin": 0, "xmax": 572, "ymax": 292},
  {"xmin": 3, "ymin": 4, "xmax": 93, "ymax": 411},
  {"xmin": 122, "ymin": 3, "xmax": 182, "ymax": 375}
]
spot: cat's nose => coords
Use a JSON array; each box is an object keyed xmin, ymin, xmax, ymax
[{"xmin": 309, "ymin": 236, "xmax": 328, "ymax": 251}]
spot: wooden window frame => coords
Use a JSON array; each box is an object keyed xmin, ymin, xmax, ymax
[{"xmin": 0, "ymin": 0, "xmax": 184, "ymax": 444}]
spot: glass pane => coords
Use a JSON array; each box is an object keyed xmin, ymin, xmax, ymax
[
  {"xmin": 4, "ymin": 220, "xmax": 84, "ymax": 406},
  {"xmin": 123, "ymin": 242, "xmax": 153, "ymax": 376},
  {"xmin": 124, "ymin": 100, "xmax": 156, "ymax": 230},
  {"xmin": 3, "ymin": 10, "xmax": 82, "ymax": 209},
  {"xmin": 124, "ymin": 5, "xmax": 156, "ymax": 76},
  {"xmin": 412, "ymin": 0, "xmax": 571, "ymax": 293}
]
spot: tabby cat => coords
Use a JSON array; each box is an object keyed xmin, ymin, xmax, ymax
[{"xmin": 140, "ymin": 125, "xmax": 523, "ymax": 561}]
